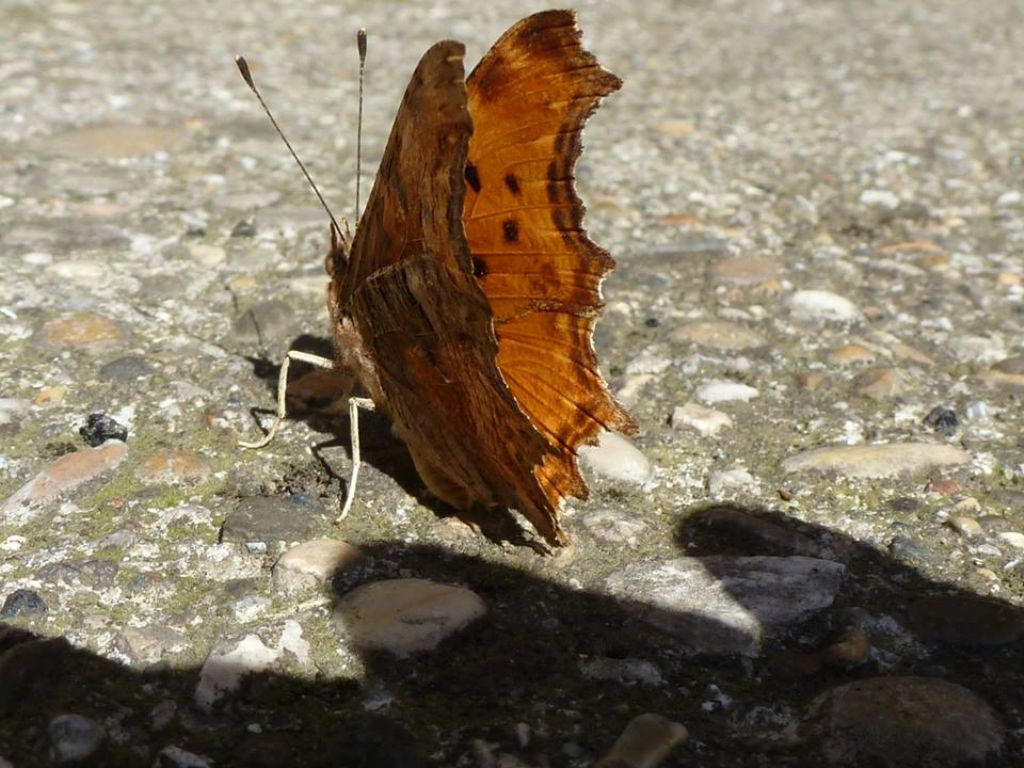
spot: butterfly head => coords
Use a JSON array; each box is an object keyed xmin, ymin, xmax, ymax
[{"xmin": 325, "ymin": 219, "xmax": 353, "ymax": 280}]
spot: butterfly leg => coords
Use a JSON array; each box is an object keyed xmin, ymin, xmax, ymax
[
  {"xmin": 337, "ymin": 396, "xmax": 375, "ymax": 522},
  {"xmin": 239, "ymin": 350, "xmax": 337, "ymax": 449}
]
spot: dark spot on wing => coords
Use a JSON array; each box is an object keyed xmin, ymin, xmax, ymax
[
  {"xmin": 504, "ymin": 173, "xmax": 520, "ymax": 195},
  {"xmin": 503, "ymin": 218, "xmax": 519, "ymax": 243},
  {"xmin": 465, "ymin": 162, "xmax": 481, "ymax": 193},
  {"xmin": 472, "ymin": 257, "xmax": 489, "ymax": 278}
]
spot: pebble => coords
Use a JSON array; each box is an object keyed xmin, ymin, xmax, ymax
[
  {"xmin": 582, "ymin": 507, "xmax": 650, "ymax": 547},
  {"xmin": 33, "ymin": 386, "xmax": 66, "ymax": 407},
  {"xmin": 694, "ymin": 379, "xmax": 758, "ymax": 404},
  {"xmin": 1, "ymin": 588, "xmax": 48, "ymax": 618},
  {"xmin": 859, "ymin": 189, "xmax": 901, "ymax": 209},
  {"xmin": 578, "ymin": 431, "xmax": 654, "ymax": 485},
  {"xmin": 34, "ymin": 312, "xmax": 129, "ymax": 352},
  {"xmin": 48, "ymin": 713, "xmax": 106, "ymax": 764},
  {"xmin": 948, "ymin": 334, "xmax": 1006, "ymax": 364},
  {"xmin": 709, "ymin": 256, "xmax": 780, "ymax": 285},
  {"xmin": 220, "ymin": 496, "xmax": 322, "ymax": 546},
  {"xmin": 195, "ymin": 634, "xmax": 282, "ymax": 712},
  {"xmin": 594, "ymin": 713, "xmax": 688, "ymax": 768},
  {"xmin": 670, "ymin": 402, "xmax": 733, "ymax": 436},
  {"xmin": 79, "ymin": 413, "xmax": 129, "ymax": 446},
  {"xmin": 820, "ymin": 627, "xmax": 870, "ymax": 668},
  {"xmin": 43, "ymin": 259, "xmax": 108, "ymax": 288},
  {"xmin": 46, "ymin": 123, "xmax": 182, "ymax": 158},
  {"xmin": 781, "ymin": 442, "xmax": 969, "ymax": 478},
  {"xmin": 852, "ymin": 367, "xmax": 908, "ymax": 399},
  {"xmin": 828, "ymin": 344, "xmax": 876, "ymax": 365},
  {"xmin": 580, "ymin": 656, "xmax": 665, "ymax": 687},
  {"xmin": 0, "ymin": 398, "xmax": 30, "ymax": 429},
  {"xmin": 272, "ymin": 538, "xmax": 363, "ymax": 593},
  {"xmin": 334, "ymin": 578, "xmax": 486, "ymax": 658},
  {"xmin": 671, "ymin": 320, "xmax": 766, "ymax": 350},
  {"xmin": 188, "ymin": 243, "xmax": 227, "ymax": 266},
  {"xmin": 99, "ymin": 354, "xmax": 155, "ymax": 382},
  {"xmin": 945, "ymin": 516, "xmax": 983, "ymax": 539},
  {"xmin": 135, "ymin": 449, "xmax": 211, "ymax": 485},
  {"xmin": 923, "ymin": 405, "xmax": 959, "ymax": 436},
  {"xmin": 908, "ymin": 594, "xmax": 1024, "ymax": 646},
  {"xmin": 996, "ymin": 531, "xmax": 1024, "ymax": 550},
  {"xmin": 787, "ymin": 290, "xmax": 863, "ymax": 323},
  {"xmin": 1, "ymin": 440, "xmax": 127, "ymax": 524},
  {"xmin": 605, "ymin": 556, "xmax": 845, "ymax": 656},
  {"xmin": 154, "ymin": 746, "xmax": 214, "ymax": 768},
  {"xmin": 793, "ymin": 676, "xmax": 1004, "ymax": 767},
  {"xmin": 117, "ymin": 625, "xmax": 185, "ymax": 665},
  {"xmin": 707, "ymin": 467, "xmax": 758, "ymax": 497}
]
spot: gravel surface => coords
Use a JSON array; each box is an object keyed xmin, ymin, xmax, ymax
[{"xmin": 2, "ymin": 1, "xmax": 1023, "ymax": 766}]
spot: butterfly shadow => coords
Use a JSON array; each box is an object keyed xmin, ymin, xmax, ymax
[{"xmin": 4, "ymin": 501, "xmax": 1024, "ymax": 766}]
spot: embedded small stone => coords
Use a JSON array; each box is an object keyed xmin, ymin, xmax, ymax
[
  {"xmin": 34, "ymin": 386, "xmax": 66, "ymax": 407},
  {"xmin": 1, "ymin": 588, "xmax": 47, "ymax": 618},
  {"xmin": 334, "ymin": 578, "xmax": 486, "ymax": 658},
  {"xmin": 595, "ymin": 713, "xmax": 688, "ymax": 768},
  {"xmin": 79, "ymin": 413, "xmax": 129, "ymax": 446},
  {"xmin": 580, "ymin": 657, "xmax": 664, "ymax": 687},
  {"xmin": 795, "ymin": 677, "xmax": 1004, "ymax": 767},
  {"xmin": 195, "ymin": 634, "xmax": 281, "ymax": 712},
  {"xmin": 828, "ymin": 344, "xmax": 877, "ymax": 365},
  {"xmin": 272, "ymin": 539, "xmax": 363, "ymax": 593},
  {"xmin": 852, "ymin": 367, "xmax": 908, "ymax": 399},
  {"xmin": 48, "ymin": 714, "xmax": 106, "ymax": 764},
  {"xmin": 671, "ymin": 320, "xmax": 766, "ymax": 350},
  {"xmin": 154, "ymin": 745, "xmax": 214, "ymax": 768},
  {"xmin": 579, "ymin": 431, "xmax": 654, "ymax": 485},
  {"xmin": 135, "ymin": 449, "xmax": 211, "ymax": 485},
  {"xmin": 859, "ymin": 188, "xmax": 900, "ymax": 209},
  {"xmin": 35, "ymin": 312, "xmax": 128, "ymax": 352},
  {"xmin": 924, "ymin": 405, "xmax": 959, "ymax": 436},
  {"xmin": 605, "ymin": 556, "xmax": 845, "ymax": 656},
  {"xmin": 670, "ymin": 402, "xmax": 733, "ymax": 436},
  {"xmin": 787, "ymin": 290, "xmax": 863, "ymax": 323},
  {"xmin": 694, "ymin": 379, "xmax": 759, "ymax": 404},
  {"xmin": 945, "ymin": 516, "xmax": 983, "ymax": 539},
  {"xmin": 2, "ymin": 441, "xmax": 127, "ymax": 524},
  {"xmin": 782, "ymin": 442, "xmax": 969, "ymax": 479}
]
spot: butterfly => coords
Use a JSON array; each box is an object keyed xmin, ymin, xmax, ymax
[{"xmin": 241, "ymin": 10, "xmax": 635, "ymax": 547}]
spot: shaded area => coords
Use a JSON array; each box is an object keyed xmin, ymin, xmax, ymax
[{"xmin": 2, "ymin": 506, "xmax": 1023, "ymax": 766}]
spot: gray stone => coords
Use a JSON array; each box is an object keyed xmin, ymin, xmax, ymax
[
  {"xmin": 334, "ymin": 578, "xmax": 486, "ymax": 658},
  {"xmin": 794, "ymin": 677, "xmax": 1004, "ymax": 767},
  {"xmin": 605, "ymin": 556, "xmax": 845, "ymax": 656},
  {"xmin": 220, "ymin": 496, "xmax": 322, "ymax": 545},
  {"xmin": 48, "ymin": 713, "xmax": 106, "ymax": 764}
]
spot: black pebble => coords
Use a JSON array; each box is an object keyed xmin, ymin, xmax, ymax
[
  {"xmin": 231, "ymin": 219, "xmax": 256, "ymax": 237},
  {"xmin": 924, "ymin": 405, "xmax": 959, "ymax": 436},
  {"xmin": 1, "ymin": 589, "xmax": 48, "ymax": 618},
  {"xmin": 79, "ymin": 413, "xmax": 128, "ymax": 446}
]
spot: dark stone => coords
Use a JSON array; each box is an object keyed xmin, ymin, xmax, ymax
[
  {"xmin": 923, "ymin": 406, "xmax": 959, "ymax": 436},
  {"xmin": 231, "ymin": 219, "xmax": 256, "ymax": 237},
  {"xmin": 908, "ymin": 594, "xmax": 1024, "ymax": 646},
  {"xmin": 1, "ymin": 589, "xmax": 48, "ymax": 618},
  {"xmin": 220, "ymin": 496, "xmax": 323, "ymax": 544},
  {"xmin": 99, "ymin": 355, "xmax": 155, "ymax": 382},
  {"xmin": 325, "ymin": 716, "xmax": 427, "ymax": 768},
  {"xmin": 79, "ymin": 413, "xmax": 128, "ymax": 446}
]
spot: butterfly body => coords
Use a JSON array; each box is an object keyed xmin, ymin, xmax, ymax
[{"xmin": 326, "ymin": 11, "xmax": 634, "ymax": 546}]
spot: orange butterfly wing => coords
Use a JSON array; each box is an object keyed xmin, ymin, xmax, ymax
[
  {"xmin": 328, "ymin": 13, "xmax": 633, "ymax": 546},
  {"xmin": 464, "ymin": 11, "xmax": 636, "ymax": 512},
  {"xmin": 328, "ymin": 39, "xmax": 562, "ymax": 543}
]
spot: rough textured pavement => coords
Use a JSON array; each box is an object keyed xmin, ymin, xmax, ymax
[{"xmin": 1, "ymin": 1, "xmax": 1023, "ymax": 766}]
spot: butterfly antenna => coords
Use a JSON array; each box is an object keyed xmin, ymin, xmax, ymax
[
  {"xmin": 355, "ymin": 28, "xmax": 367, "ymax": 223},
  {"xmin": 235, "ymin": 55, "xmax": 343, "ymax": 239}
]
